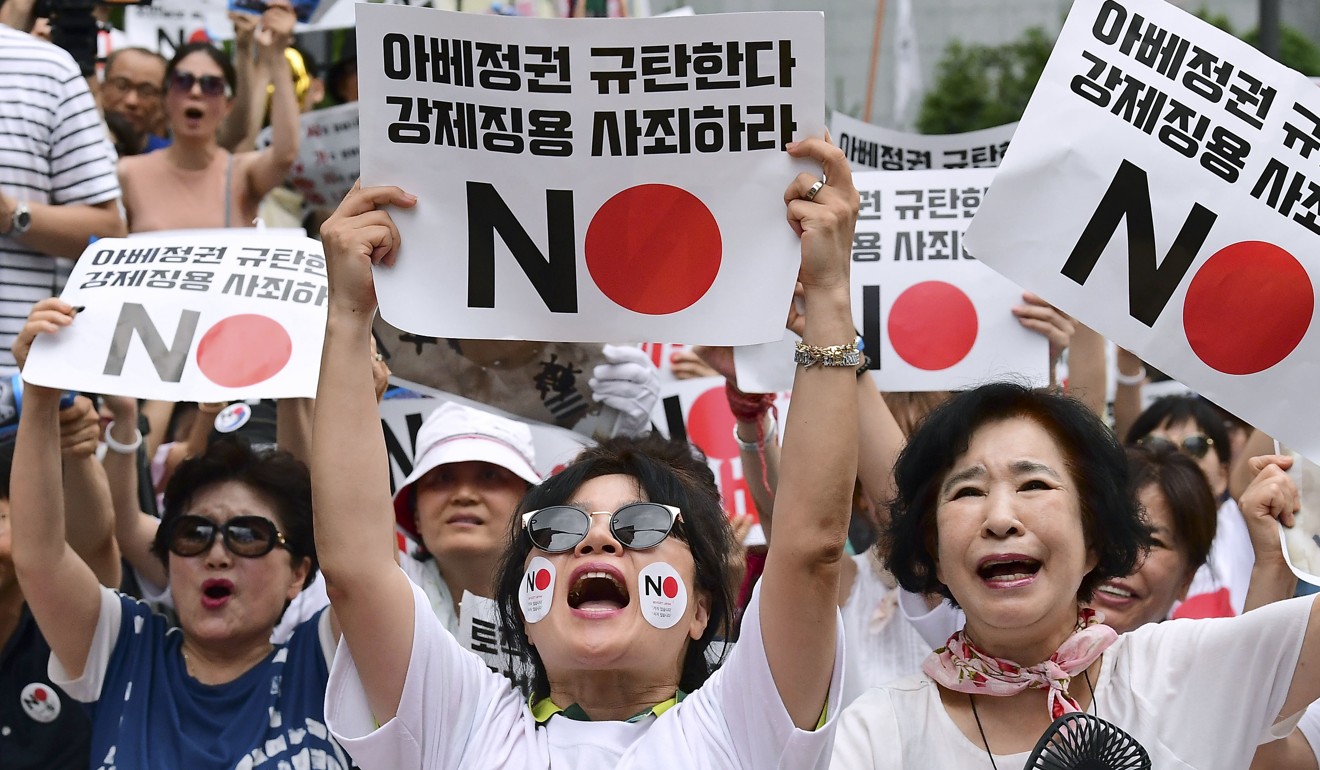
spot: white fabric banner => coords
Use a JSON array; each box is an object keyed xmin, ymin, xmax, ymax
[
  {"xmin": 259, "ymin": 102, "xmax": 361, "ymax": 210},
  {"xmin": 735, "ymin": 168, "xmax": 1046, "ymax": 394},
  {"xmin": 830, "ymin": 112, "xmax": 1016, "ymax": 172},
  {"xmin": 24, "ymin": 232, "xmax": 327, "ymax": 402},
  {"xmin": 356, "ymin": 6, "xmax": 825, "ymax": 345},
  {"xmin": 964, "ymin": 0, "xmax": 1320, "ymax": 464}
]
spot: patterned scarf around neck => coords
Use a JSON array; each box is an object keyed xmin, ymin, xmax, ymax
[{"xmin": 922, "ymin": 608, "xmax": 1118, "ymax": 719}]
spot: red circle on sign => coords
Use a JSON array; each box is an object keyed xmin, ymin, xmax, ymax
[
  {"xmin": 686, "ymin": 385, "xmax": 738, "ymax": 461},
  {"xmin": 535, "ymin": 569, "xmax": 551, "ymax": 591},
  {"xmin": 33, "ymin": 688, "xmax": 47, "ymax": 702},
  {"xmin": 194, "ymin": 315, "xmax": 293, "ymax": 387},
  {"xmin": 585, "ymin": 185, "xmax": 722, "ymax": 315},
  {"xmin": 888, "ymin": 281, "xmax": 979, "ymax": 371},
  {"xmin": 662, "ymin": 576, "xmax": 679, "ymax": 598},
  {"xmin": 1183, "ymin": 241, "xmax": 1313, "ymax": 375}
]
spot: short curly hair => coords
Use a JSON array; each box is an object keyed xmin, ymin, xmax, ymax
[
  {"xmin": 883, "ymin": 382, "xmax": 1151, "ymax": 606},
  {"xmin": 494, "ymin": 435, "xmax": 735, "ymax": 700},
  {"xmin": 152, "ymin": 437, "xmax": 317, "ymax": 588}
]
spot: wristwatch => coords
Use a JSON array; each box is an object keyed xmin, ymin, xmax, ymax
[{"xmin": 8, "ymin": 202, "xmax": 30, "ymax": 236}]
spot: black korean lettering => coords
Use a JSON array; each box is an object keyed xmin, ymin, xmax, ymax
[
  {"xmin": 590, "ymin": 47, "xmax": 638, "ymax": 95},
  {"xmin": 1282, "ymin": 102, "xmax": 1320, "ymax": 160}
]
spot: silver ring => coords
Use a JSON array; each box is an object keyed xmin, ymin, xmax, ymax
[{"xmin": 804, "ymin": 180, "xmax": 825, "ymax": 202}]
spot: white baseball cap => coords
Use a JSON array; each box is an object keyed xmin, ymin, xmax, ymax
[{"xmin": 393, "ymin": 401, "xmax": 540, "ymax": 538}]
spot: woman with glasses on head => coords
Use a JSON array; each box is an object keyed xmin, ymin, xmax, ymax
[
  {"xmin": 1125, "ymin": 393, "xmax": 1253, "ymax": 619},
  {"xmin": 6, "ymin": 301, "xmax": 347, "ymax": 768},
  {"xmin": 115, "ymin": 1, "xmax": 299, "ymax": 232},
  {"xmin": 311, "ymin": 136, "xmax": 859, "ymax": 769}
]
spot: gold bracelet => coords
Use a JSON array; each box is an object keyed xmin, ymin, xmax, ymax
[{"xmin": 793, "ymin": 341, "xmax": 862, "ymax": 368}]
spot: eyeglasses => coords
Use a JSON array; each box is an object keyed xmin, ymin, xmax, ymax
[
  {"xmin": 1138, "ymin": 434, "xmax": 1216, "ymax": 460},
  {"xmin": 169, "ymin": 71, "xmax": 229, "ymax": 98},
  {"xmin": 105, "ymin": 76, "xmax": 162, "ymax": 101},
  {"xmin": 167, "ymin": 514, "xmax": 288, "ymax": 558},
  {"xmin": 521, "ymin": 503, "xmax": 682, "ymax": 553}
]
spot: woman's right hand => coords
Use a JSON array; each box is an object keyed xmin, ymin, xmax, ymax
[
  {"xmin": 319, "ymin": 180, "xmax": 417, "ymax": 318},
  {"xmin": 14, "ymin": 298, "xmax": 77, "ymax": 374},
  {"xmin": 1240, "ymin": 454, "xmax": 1300, "ymax": 566}
]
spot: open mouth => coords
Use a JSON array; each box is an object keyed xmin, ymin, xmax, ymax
[
  {"xmin": 976, "ymin": 557, "xmax": 1042, "ymax": 584},
  {"xmin": 1095, "ymin": 581, "xmax": 1138, "ymax": 600},
  {"xmin": 201, "ymin": 579, "xmax": 233, "ymax": 607},
  {"xmin": 567, "ymin": 570, "xmax": 630, "ymax": 611},
  {"xmin": 447, "ymin": 514, "xmax": 483, "ymax": 526},
  {"xmin": 184, "ymin": 107, "xmax": 204, "ymax": 120}
]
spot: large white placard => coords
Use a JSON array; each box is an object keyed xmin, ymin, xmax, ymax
[
  {"xmin": 734, "ymin": 168, "xmax": 1046, "ymax": 394},
  {"xmin": 964, "ymin": 0, "xmax": 1320, "ymax": 464},
  {"xmin": 125, "ymin": 0, "xmax": 233, "ymax": 56},
  {"xmin": 831, "ymin": 112, "xmax": 1016, "ymax": 172},
  {"xmin": 259, "ymin": 102, "xmax": 361, "ymax": 210},
  {"xmin": 23, "ymin": 232, "xmax": 327, "ymax": 402},
  {"xmin": 356, "ymin": 6, "xmax": 825, "ymax": 345}
]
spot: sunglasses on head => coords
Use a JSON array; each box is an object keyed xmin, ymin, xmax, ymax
[
  {"xmin": 170, "ymin": 71, "xmax": 229, "ymax": 98},
  {"xmin": 1138, "ymin": 434, "xmax": 1215, "ymax": 460},
  {"xmin": 521, "ymin": 502, "xmax": 682, "ymax": 553},
  {"xmin": 168, "ymin": 514, "xmax": 288, "ymax": 558}
]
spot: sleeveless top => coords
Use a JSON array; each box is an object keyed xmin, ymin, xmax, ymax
[{"xmin": 123, "ymin": 151, "xmax": 248, "ymax": 232}]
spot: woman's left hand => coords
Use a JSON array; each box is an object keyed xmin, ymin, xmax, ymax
[
  {"xmin": 1012, "ymin": 292, "xmax": 1075, "ymax": 370},
  {"xmin": 1240, "ymin": 454, "xmax": 1300, "ymax": 565},
  {"xmin": 784, "ymin": 137, "xmax": 859, "ymax": 292},
  {"xmin": 255, "ymin": 0, "xmax": 296, "ymax": 60}
]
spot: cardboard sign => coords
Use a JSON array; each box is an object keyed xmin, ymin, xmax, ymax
[
  {"xmin": 735, "ymin": 168, "xmax": 1046, "ymax": 394},
  {"xmin": 831, "ymin": 112, "xmax": 1017, "ymax": 172},
  {"xmin": 964, "ymin": 0, "xmax": 1320, "ymax": 464},
  {"xmin": 258, "ymin": 103, "xmax": 360, "ymax": 209},
  {"xmin": 356, "ymin": 6, "xmax": 825, "ymax": 345},
  {"xmin": 23, "ymin": 232, "xmax": 327, "ymax": 402},
  {"xmin": 125, "ymin": 0, "xmax": 233, "ymax": 56}
]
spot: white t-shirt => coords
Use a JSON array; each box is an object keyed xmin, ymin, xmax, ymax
[
  {"xmin": 326, "ymin": 576, "xmax": 844, "ymax": 769},
  {"xmin": 841, "ymin": 553, "xmax": 935, "ymax": 706},
  {"xmin": 832, "ymin": 596, "xmax": 1312, "ymax": 770},
  {"xmin": 399, "ymin": 552, "xmax": 460, "ymax": 634}
]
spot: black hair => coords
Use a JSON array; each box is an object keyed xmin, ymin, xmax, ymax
[
  {"xmin": 1124, "ymin": 394, "xmax": 1232, "ymax": 467},
  {"xmin": 152, "ymin": 437, "xmax": 316, "ymax": 587},
  {"xmin": 884, "ymin": 382, "xmax": 1152, "ymax": 606},
  {"xmin": 326, "ymin": 54, "xmax": 357, "ymax": 104},
  {"xmin": 164, "ymin": 42, "xmax": 237, "ymax": 96},
  {"xmin": 0, "ymin": 435, "xmax": 14, "ymax": 499},
  {"xmin": 1125, "ymin": 444, "xmax": 1216, "ymax": 573},
  {"xmin": 494, "ymin": 435, "xmax": 734, "ymax": 701}
]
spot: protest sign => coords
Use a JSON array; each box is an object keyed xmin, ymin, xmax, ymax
[
  {"xmin": 356, "ymin": 6, "xmax": 825, "ymax": 345},
  {"xmin": 831, "ymin": 112, "xmax": 1016, "ymax": 171},
  {"xmin": 457, "ymin": 590, "xmax": 534, "ymax": 690},
  {"xmin": 964, "ymin": 0, "xmax": 1320, "ymax": 464},
  {"xmin": 734, "ymin": 168, "xmax": 1046, "ymax": 394},
  {"xmin": 23, "ymin": 231, "xmax": 327, "ymax": 402},
  {"xmin": 125, "ymin": 0, "xmax": 232, "ymax": 56},
  {"xmin": 1279, "ymin": 447, "xmax": 1320, "ymax": 585},
  {"xmin": 259, "ymin": 102, "xmax": 360, "ymax": 209}
]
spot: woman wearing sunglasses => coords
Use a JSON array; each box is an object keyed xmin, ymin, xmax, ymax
[
  {"xmin": 1125, "ymin": 393, "xmax": 1253, "ymax": 619},
  {"xmin": 7, "ymin": 301, "xmax": 347, "ymax": 767},
  {"xmin": 115, "ymin": 1, "xmax": 299, "ymax": 232},
  {"xmin": 312, "ymin": 136, "xmax": 859, "ymax": 769}
]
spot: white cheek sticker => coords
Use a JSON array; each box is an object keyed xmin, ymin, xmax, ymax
[
  {"xmin": 519, "ymin": 556, "xmax": 555, "ymax": 623},
  {"xmin": 638, "ymin": 562, "xmax": 688, "ymax": 629}
]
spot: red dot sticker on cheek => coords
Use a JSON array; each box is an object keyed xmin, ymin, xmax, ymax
[
  {"xmin": 638, "ymin": 562, "xmax": 687, "ymax": 629},
  {"xmin": 519, "ymin": 556, "xmax": 555, "ymax": 624}
]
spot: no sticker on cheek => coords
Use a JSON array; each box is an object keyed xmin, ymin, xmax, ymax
[
  {"xmin": 519, "ymin": 556, "xmax": 555, "ymax": 623},
  {"xmin": 637, "ymin": 562, "xmax": 687, "ymax": 629}
]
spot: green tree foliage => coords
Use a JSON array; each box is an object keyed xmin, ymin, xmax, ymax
[
  {"xmin": 917, "ymin": 11, "xmax": 1320, "ymax": 134},
  {"xmin": 916, "ymin": 27, "xmax": 1053, "ymax": 134}
]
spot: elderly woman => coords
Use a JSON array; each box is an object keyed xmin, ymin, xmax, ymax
[
  {"xmin": 312, "ymin": 136, "xmax": 859, "ymax": 768},
  {"xmin": 832, "ymin": 382, "xmax": 1314, "ymax": 769},
  {"xmin": 8, "ymin": 299, "xmax": 345, "ymax": 768}
]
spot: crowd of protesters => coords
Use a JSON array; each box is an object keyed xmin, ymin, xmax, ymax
[{"xmin": 2, "ymin": 1, "xmax": 1319, "ymax": 769}]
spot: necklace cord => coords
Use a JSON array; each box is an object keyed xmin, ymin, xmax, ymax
[{"xmin": 967, "ymin": 665, "xmax": 1099, "ymax": 770}]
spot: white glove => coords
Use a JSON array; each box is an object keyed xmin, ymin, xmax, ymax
[{"xmin": 589, "ymin": 344, "xmax": 660, "ymax": 438}]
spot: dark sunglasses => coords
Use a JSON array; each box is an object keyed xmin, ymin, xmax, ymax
[
  {"xmin": 170, "ymin": 71, "xmax": 229, "ymax": 98},
  {"xmin": 521, "ymin": 503, "xmax": 682, "ymax": 553},
  {"xmin": 168, "ymin": 514, "xmax": 288, "ymax": 558},
  {"xmin": 1138, "ymin": 434, "xmax": 1215, "ymax": 460}
]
